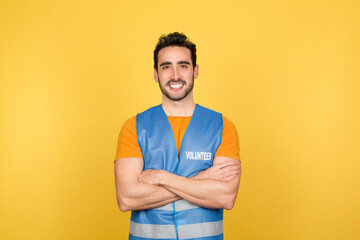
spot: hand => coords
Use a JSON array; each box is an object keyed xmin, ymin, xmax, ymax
[
  {"xmin": 194, "ymin": 160, "xmax": 241, "ymax": 181},
  {"xmin": 138, "ymin": 169, "xmax": 165, "ymax": 185}
]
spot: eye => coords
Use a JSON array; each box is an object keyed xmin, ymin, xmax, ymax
[
  {"xmin": 179, "ymin": 64, "xmax": 188, "ymax": 69},
  {"xmin": 162, "ymin": 65, "xmax": 170, "ymax": 70}
]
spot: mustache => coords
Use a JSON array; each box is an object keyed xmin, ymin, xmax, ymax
[{"xmin": 166, "ymin": 79, "xmax": 186, "ymax": 86}]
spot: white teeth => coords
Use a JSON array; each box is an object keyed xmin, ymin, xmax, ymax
[{"xmin": 170, "ymin": 84, "xmax": 183, "ymax": 88}]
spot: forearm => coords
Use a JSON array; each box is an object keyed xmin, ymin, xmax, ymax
[
  {"xmin": 114, "ymin": 158, "xmax": 181, "ymax": 212},
  {"xmin": 117, "ymin": 181, "xmax": 181, "ymax": 211},
  {"xmin": 159, "ymin": 172, "xmax": 239, "ymax": 210},
  {"xmin": 137, "ymin": 158, "xmax": 241, "ymax": 210}
]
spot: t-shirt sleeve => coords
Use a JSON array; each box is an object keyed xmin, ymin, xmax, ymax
[
  {"xmin": 114, "ymin": 116, "xmax": 143, "ymax": 161},
  {"xmin": 214, "ymin": 116, "xmax": 240, "ymax": 160}
]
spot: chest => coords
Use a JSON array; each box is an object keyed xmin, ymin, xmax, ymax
[{"xmin": 136, "ymin": 105, "xmax": 223, "ymax": 177}]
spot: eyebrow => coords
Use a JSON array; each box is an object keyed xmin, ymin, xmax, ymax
[
  {"xmin": 177, "ymin": 61, "xmax": 191, "ymax": 65},
  {"xmin": 159, "ymin": 60, "xmax": 191, "ymax": 67},
  {"xmin": 159, "ymin": 61, "xmax": 172, "ymax": 67}
]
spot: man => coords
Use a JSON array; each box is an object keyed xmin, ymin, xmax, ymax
[{"xmin": 114, "ymin": 32, "xmax": 241, "ymax": 240}]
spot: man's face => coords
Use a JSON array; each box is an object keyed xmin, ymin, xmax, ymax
[{"xmin": 154, "ymin": 46, "xmax": 199, "ymax": 101}]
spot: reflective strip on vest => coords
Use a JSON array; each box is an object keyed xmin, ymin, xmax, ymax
[
  {"xmin": 133, "ymin": 105, "xmax": 223, "ymax": 240},
  {"xmin": 154, "ymin": 199, "xmax": 199, "ymax": 212},
  {"xmin": 130, "ymin": 220, "xmax": 223, "ymax": 239}
]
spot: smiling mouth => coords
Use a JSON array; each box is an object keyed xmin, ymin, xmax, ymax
[
  {"xmin": 169, "ymin": 83, "xmax": 184, "ymax": 89},
  {"xmin": 167, "ymin": 80, "xmax": 186, "ymax": 89}
]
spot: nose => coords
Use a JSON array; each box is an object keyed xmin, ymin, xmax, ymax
[{"xmin": 172, "ymin": 67, "xmax": 179, "ymax": 80}]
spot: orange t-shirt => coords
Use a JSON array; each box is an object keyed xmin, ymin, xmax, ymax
[{"xmin": 115, "ymin": 115, "xmax": 240, "ymax": 161}]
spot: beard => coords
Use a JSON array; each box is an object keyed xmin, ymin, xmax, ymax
[{"xmin": 157, "ymin": 75, "xmax": 194, "ymax": 101}]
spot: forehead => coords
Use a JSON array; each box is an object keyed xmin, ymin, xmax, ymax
[{"xmin": 158, "ymin": 46, "xmax": 192, "ymax": 65}]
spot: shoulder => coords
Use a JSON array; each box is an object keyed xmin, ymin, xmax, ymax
[
  {"xmin": 196, "ymin": 105, "xmax": 236, "ymax": 131},
  {"xmin": 118, "ymin": 116, "xmax": 137, "ymax": 144},
  {"xmin": 222, "ymin": 116, "xmax": 239, "ymax": 141},
  {"xmin": 137, "ymin": 105, "xmax": 162, "ymax": 118},
  {"xmin": 222, "ymin": 116, "xmax": 237, "ymax": 131},
  {"xmin": 197, "ymin": 105, "xmax": 222, "ymax": 116},
  {"xmin": 196, "ymin": 105, "xmax": 223, "ymax": 126},
  {"xmin": 121, "ymin": 116, "xmax": 137, "ymax": 132}
]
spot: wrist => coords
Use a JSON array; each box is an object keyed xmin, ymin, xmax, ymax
[{"xmin": 157, "ymin": 170, "xmax": 168, "ymax": 186}]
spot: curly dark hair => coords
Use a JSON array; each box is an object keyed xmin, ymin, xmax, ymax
[{"xmin": 153, "ymin": 32, "xmax": 197, "ymax": 71}]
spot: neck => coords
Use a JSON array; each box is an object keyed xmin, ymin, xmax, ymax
[{"xmin": 161, "ymin": 94, "xmax": 195, "ymax": 117}]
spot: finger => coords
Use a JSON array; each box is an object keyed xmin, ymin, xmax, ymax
[
  {"xmin": 221, "ymin": 174, "xmax": 237, "ymax": 181},
  {"xmin": 218, "ymin": 170, "xmax": 240, "ymax": 179},
  {"xmin": 221, "ymin": 169, "xmax": 240, "ymax": 181},
  {"xmin": 211, "ymin": 165, "xmax": 240, "ymax": 177},
  {"xmin": 215, "ymin": 160, "xmax": 240, "ymax": 169},
  {"xmin": 221, "ymin": 165, "xmax": 241, "ymax": 172},
  {"xmin": 213, "ymin": 161, "xmax": 234, "ymax": 170}
]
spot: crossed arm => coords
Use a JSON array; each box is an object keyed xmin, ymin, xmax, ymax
[{"xmin": 114, "ymin": 156, "xmax": 241, "ymax": 212}]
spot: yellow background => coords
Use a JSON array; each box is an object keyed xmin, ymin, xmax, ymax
[{"xmin": 1, "ymin": 0, "xmax": 359, "ymax": 239}]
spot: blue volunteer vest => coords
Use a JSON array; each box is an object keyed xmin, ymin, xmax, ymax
[{"xmin": 129, "ymin": 104, "xmax": 224, "ymax": 240}]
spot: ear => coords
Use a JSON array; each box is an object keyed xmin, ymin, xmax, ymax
[
  {"xmin": 154, "ymin": 68, "xmax": 159, "ymax": 82},
  {"xmin": 194, "ymin": 64, "xmax": 199, "ymax": 79}
]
